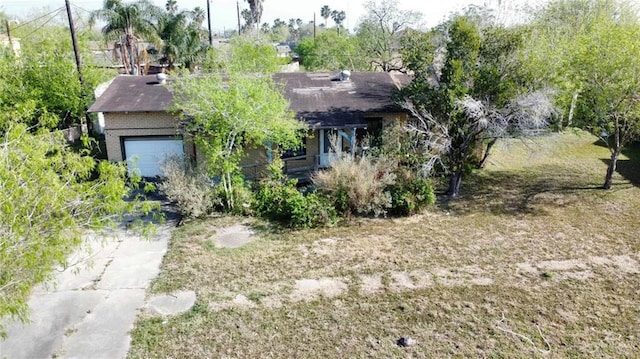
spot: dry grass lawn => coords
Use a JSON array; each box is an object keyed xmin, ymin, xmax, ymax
[{"xmin": 129, "ymin": 130, "xmax": 640, "ymax": 358}]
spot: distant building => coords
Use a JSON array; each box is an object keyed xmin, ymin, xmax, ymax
[{"xmin": 0, "ymin": 34, "xmax": 21, "ymax": 56}]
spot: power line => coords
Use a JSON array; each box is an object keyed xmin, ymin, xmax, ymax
[
  {"xmin": 18, "ymin": 8, "xmax": 66, "ymax": 39},
  {"xmin": 9, "ymin": 6, "xmax": 65, "ymax": 31}
]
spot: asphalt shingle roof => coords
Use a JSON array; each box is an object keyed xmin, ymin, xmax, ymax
[
  {"xmin": 88, "ymin": 72, "xmax": 410, "ymax": 127},
  {"xmin": 88, "ymin": 75, "xmax": 173, "ymax": 113}
]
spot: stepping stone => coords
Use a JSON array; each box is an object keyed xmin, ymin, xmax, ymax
[{"xmin": 146, "ymin": 291, "xmax": 196, "ymax": 317}]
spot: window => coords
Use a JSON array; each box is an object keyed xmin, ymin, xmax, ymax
[{"xmin": 282, "ymin": 138, "xmax": 307, "ymax": 159}]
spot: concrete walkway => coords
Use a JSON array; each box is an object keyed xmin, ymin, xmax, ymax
[{"xmin": 0, "ymin": 223, "xmax": 173, "ymax": 359}]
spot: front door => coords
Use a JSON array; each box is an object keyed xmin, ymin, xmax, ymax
[{"xmin": 319, "ymin": 129, "xmax": 341, "ymax": 167}]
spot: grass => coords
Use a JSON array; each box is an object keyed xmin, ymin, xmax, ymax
[{"xmin": 128, "ymin": 130, "xmax": 640, "ymax": 358}]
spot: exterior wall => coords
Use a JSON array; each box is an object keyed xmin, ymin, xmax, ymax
[
  {"xmin": 373, "ymin": 112, "xmax": 408, "ymax": 128},
  {"xmin": 102, "ymin": 110, "xmax": 407, "ymax": 178},
  {"xmin": 239, "ymin": 132, "xmax": 319, "ymax": 179},
  {"xmin": 103, "ymin": 112, "xmax": 194, "ymax": 162},
  {"xmin": 286, "ymin": 132, "xmax": 319, "ymax": 170}
]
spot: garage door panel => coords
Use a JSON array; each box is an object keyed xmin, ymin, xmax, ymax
[{"xmin": 124, "ymin": 138, "xmax": 184, "ymax": 177}]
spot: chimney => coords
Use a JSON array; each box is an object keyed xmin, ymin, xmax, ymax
[
  {"xmin": 156, "ymin": 72, "xmax": 168, "ymax": 85},
  {"xmin": 339, "ymin": 70, "xmax": 351, "ymax": 81}
]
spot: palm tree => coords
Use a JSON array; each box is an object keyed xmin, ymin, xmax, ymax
[
  {"xmin": 245, "ymin": 0, "xmax": 263, "ymax": 31},
  {"xmin": 240, "ymin": 9, "xmax": 252, "ymax": 32},
  {"xmin": 90, "ymin": 0, "xmax": 160, "ymax": 75},
  {"xmin": 165, "ymin": 0, "xmax": 178, "ymax": 14},
  {"xmin": 155, "ymin": 7, "xmax": 207, "ymax": 70},
  {"xmin": 321, "ymin": 5, "xmax": 331, "ymax": 27},
  {"xmin": 191, "ymin": 6, "xmax": 206, "ymax": 27},
  {"xmin": 331, "ymin": 10, "xmax": 346, "ymax": 35}
]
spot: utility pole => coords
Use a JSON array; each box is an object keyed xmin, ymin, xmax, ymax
[
  {"xmin": 313, "ymin": 12, "xmax": 316, "ymax": 40},
  {"xmin": 236, "ymin": 1, "xmax": 241, "ymax": 35},
  {"xmin": 206, "ymin": 0, "xmax": 213, "ymax": 46},
  {"xmin": 65, "ymin": 0, "xmax": 84, "ymax": 86},
  {"xmin": 65, "ymin": 0, "xmax": 90, "ymax": 134},
  {"xmin": 4, "ymin": 20, "xmax": 14, "ymax": 55}
]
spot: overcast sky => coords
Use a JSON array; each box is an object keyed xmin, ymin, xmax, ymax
[{"xmin": 1, "ymin": 0, "xmax": 545, "ymax": 32}]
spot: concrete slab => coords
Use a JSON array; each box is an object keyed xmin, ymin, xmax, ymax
[
  {"xmin": 0, "ymin": 291, "xmax": 107, "ymax": 359},
  {"xmin": 96, "ymin": 251, "xmax": 166, "ymax": 290},
  {"xmin": 0, "ymin": 218, "xmax": 174, "ymax": 359},
  {"xmin": 36, "ymin": 257, "xmax": 113, "ymax": 293},
  {"xmin": 61, "ymin": 289, "xmax": 146, "ymax": 359},
  {"xmin": 146, "ymin": 291, "xmax": 196, "ymax": 317}
]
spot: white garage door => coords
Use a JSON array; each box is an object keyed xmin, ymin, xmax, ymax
[{"xmin": 123, "ymin": 137, "xmax": 184, "ymax": 177}]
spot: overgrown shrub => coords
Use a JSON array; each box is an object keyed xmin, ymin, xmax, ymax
[
  {"xmin": 254, "ymin": 159, "xmax": 337, "ymax": 228},
  {"xmin": 313, "ymin": 155, "xmax": 397, "ymax": 217},
  {"xmin": 158, "ymin": 156, "xmax": 218, "ymax": 219},
  {"xmin": 214, "ymin": 173, "xmax": 255, "ymax": 216},
  {"xmin": 388, "ymin": 167, "xmax": 436, "ymax": 216}
]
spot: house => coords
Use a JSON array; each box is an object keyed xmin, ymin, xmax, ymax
[{"xmin": 88, "ymin": 71, "xmax": 409, "ymax": 178}]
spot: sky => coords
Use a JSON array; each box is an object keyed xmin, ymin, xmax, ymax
[{"xmin": 1, "ymin": 0, "xmax": 545, "ymax": 33}]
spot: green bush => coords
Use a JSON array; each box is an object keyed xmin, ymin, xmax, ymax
[
  {"xmin": 254, "ymin": 159, "xmax": 337, "ymax": 228},
  {"xmin": 388, "ymin": 168, "xmax": 436, "ymax": 216}
]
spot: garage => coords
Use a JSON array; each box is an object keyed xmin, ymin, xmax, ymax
[{"xmin": 123, "ymin": 137, "xmax": 184, "ymax": 177}]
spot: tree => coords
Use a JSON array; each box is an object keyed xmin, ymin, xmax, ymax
[
  {"xmin": 0, "ymin": 124, "xmax": 149, "ymax": 333},
  {"xmin": 165, "ymin": 0, "xmax": 178, "ymax": 14},
  {"xmin": 0, "ymin": 19, "xmax": 111, "ymax": 131},
  {"xmin": 527, "ymin": 0, "xmax": 640, "ymax": 189},
  {"xmin": 295, "ymin": 31, "xmax": 366, "ymax": 71},
  {"xmin": 203, "ymin": 36, "xmax": 285, "ymax": 74},
  {"xmin": 155, "ymin": 5, "xmax": 208, "ymax": 70},
  {"xmin": 240, "ymin": 8, "xmax": 253, "ymax": 33},
  {"xmin": 356, "ymin": 0, "xmax": 423, "ymax": 72},
  {"xmin": 261, "ymin": 22, "xmax": 271, "ymax": 33},
  {"xmin": 321, "ymin": 5, "xmax": 331, "ymax": 27},
  {"xmin": 245, "ymin": 0, "xmax": 264, "ymax": 31},
  {"xmin": 171, "ymin": 73, "xmax": 305, "ymax": 211},
  {"xmin": 269, "ymin": 18, "xmax": 289, "ymax": 41},
  {"xmin": 331, "ymin": 10, "xmax": 346, "ymax": 35},
  {"xmin": 399, "ymin": 15, "xmax": 556, "ymax": 197},
  {"xmin": 90, "ymin": 0, "xmax": 160, "ymax": 75},
  {"xmin": 191, "ymin": 6, "xmax": 206, "ymax": 26}
]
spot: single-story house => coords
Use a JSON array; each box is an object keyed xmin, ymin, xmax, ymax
[{"xmin": 88, "ymin": 71, "xmax": 410, "ymax": 179}]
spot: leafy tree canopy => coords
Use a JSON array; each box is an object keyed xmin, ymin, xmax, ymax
[
  {"xmin": 203, "ymin": 35, "xmax": 285, "ymax": 74},
  {"xmin": 295, "ymin": 31, "xmax": 367, "ymax": 71},
  {"xmin": 171, "ymin": 71, "xmax": 305, "ymax": 210},
  {"xmin": 356, "ymin": 0, "xmax": 423, "ymax": 72},
  {"xmin": 399, "ymin": 13, "xmax": 556, "ymax": 197},
  {"xmin": 526, "ymin": 0, "xmax": 640, "ymax": 188},
  {"xmin": 0, "ymin": 123, "xmax": 152, "ymax": 334}
]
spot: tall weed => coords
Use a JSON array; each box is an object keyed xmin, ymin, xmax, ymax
[
  {"xmin": 158, "ymin": 156, "xmax": 218, "ymax": 219},
  {"xmin": 313, "ymin": 155, "xmax": 396, "ymax": 217}
]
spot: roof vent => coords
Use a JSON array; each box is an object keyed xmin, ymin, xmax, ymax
[
  {"xmin": 156, "ymin": 72, "xmax": 167, "ymax": 85},
  {"xmin": 339, "ymin": 70, "xmax": 351, "ymax": 81}
]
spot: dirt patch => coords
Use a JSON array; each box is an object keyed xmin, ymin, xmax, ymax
[
  {"xmin": 610, "ymin": 255, "xmax": 640, "ymax": 274},
  {"xmin": 358, "ymin": 274, "xmax": 383, "ymax": 295},
  {"xmin": 290, "ymin": 278, "xmax": 348, "ymax": 302},
  {"xmin": 389, "ymin": 271, "xmax": 416, "ymax": 291},
  {"xmin": 537, "ymin": 259, "xmax": 586, "ymax": 271},
  {"xmin": 212, "ymin": 224, "xmax": 255, "ymax": 248},
  {"xmin": 299, "ymin": 237, "xmax": 340, "ymax": 257}
]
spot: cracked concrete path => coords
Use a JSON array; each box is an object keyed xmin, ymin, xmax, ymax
[{"xmin": 0, "ymin": 224, "xmax": 173, "ymax": 359}]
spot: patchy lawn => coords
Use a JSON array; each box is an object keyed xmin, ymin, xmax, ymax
[{"xmin": 129, "ymin": 130, "xmax": 640, "ymax": 358}]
